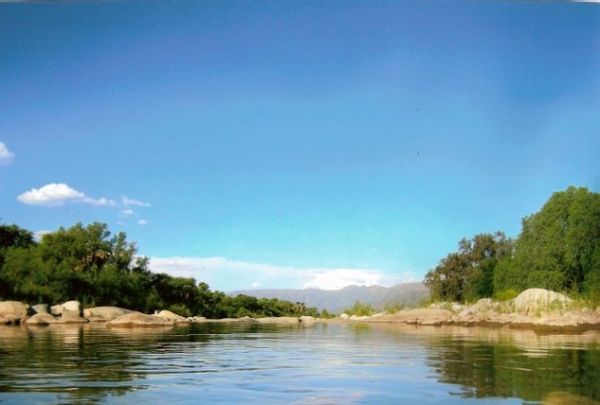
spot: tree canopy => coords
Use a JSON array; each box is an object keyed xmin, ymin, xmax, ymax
[
  {"xmin": 0, "ymin": 222, "xmax": 320, "ymax": 318},
  {"xmin": 425, "ymin": 186, "xmax": 600, "ymax": 303}
]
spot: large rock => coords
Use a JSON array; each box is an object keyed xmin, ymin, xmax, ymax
[
  {"xmin": 32, "ymin": 304, "xmax": 49, "ymax": 314},
  {"xmin": 189, "ymin": 316, "xmax": 208, "ymax": 323},
  {"xmin": 60, "ymin": 311, "xmax": 89, "ymax": 324},
  {"xmin": 50, "ymin": 304, "xmax": 63, "ymax": 316},
  {"xmin": 0, "ymin": 301, "xmax": 29, "ymax": 319},
  {"xmin": 255, "ymin": 317, "xmax": 300, "ymax": 324},
  {"xmin": 107, "ymin": 312, "xmax": 174, "ymax": 328},
  {"xmin": 513, "ymin": 289, "xmax": 572, "ymax": 315},
  {"xmin": 366, "ymin": 308, "xmax": 453, "ymax": 326},
  {"xmin": 299, "ymin": 316, "xmax": 317, "ymax": 324},
  {"xmin": 26, "ymin": 313, "xmax": 60, "ymax": 326},
  {"xmin": 62, "ymin": 300, "xmax": 81, "ymax": 314},
  {"xmin": 155, "ymin": 310, "xmax": 189, "ymax": 322},
  {"xmin": 83, "ymin": 306, "xmax": 131, "ymax": 321}
]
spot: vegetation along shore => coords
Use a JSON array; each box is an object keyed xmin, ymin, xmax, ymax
[{"xmin": 1, "ymin": 186, "xmax": 600, "ymax": 333}]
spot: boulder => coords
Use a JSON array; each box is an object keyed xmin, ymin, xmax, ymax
[
  {"xmin": 26, "ymin": 312, "xmax": 60, "ymax": 326},
  {"xmin": 513, "ymin": 289, "xmax": 572, "ymax": 315},
  {"xmin": 0, "ymin": 301, "xmax": 29, "ymax": 319},
  {"xmin": 62, "ymin": 300, "xmax": 81, "ymax": 314},
  {"xmin": 255, "ymin": 317, "xmax": 300, "ymax": 324},
  {"xmin": 59, "ymin": 311, "xmax": 88, "ymax": 324},
  {"xmin": 32, "ymin": 304, "xmax": 49, "ymax": 314},
  {"xmin": 189, "ymin": 316, "xmax": 208, "ymax": 323},
  {"xmin": 50, "ymin": 304, "xmax": 63, "ymax": 316},
  {"xmin": 83, "ymin": 306, "xmax": 131, "ymax": 321},
  {"xmin": 366, "ymin": 308, "xmax": 453, "ymax": 326},
  {"xmin": 340, "ymin": 313, "xmax": 349, "ymax": 319},
  {"xmin": 299, "ymin": 316, "xmax": 316, "ymax": 324},
  {"xmin": 155, "ymin": 310, "xmax": 189, "ymax": 322},
  {"xmin": 107, "ymin": 312, "xmax": 174, "ymax": 328}
]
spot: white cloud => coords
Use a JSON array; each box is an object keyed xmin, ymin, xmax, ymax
[
  {"xmin": 122, "ymin": 196, "xmax": 150, "ymax": 207},
  {"xmin": 18, "ymin": 183, "xmax": 85, "ymax": 206},
  {"xmin": 137, "ymin": 219, "xmax": 149, "ymax": 225},
  {"xmin": 148, "ymin": 256, "xmax": 415, "ymax": 292},
  {"xmin": 0, "ymin": 142, "xmax": 15, "ymax": 165},
  {"xmin": 120, "ymin": 208, "xmax": 134, "ymax": 217}
]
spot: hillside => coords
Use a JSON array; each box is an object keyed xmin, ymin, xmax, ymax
[{"xmin": 231, "ymin": 283, "xmax": 429, "ymax": 313}]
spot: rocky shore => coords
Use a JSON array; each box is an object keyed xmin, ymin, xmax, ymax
[
  {"xmin": 0, "ymin": 300, "xmax": 320, "ymax": 327},
  {"xmin": 343, "ymin": 289, "xmax": 600, "ymax": 333}
]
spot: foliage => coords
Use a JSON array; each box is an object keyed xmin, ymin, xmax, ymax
[
  {"xmin": 0, "ymin": 222, "xmax": 320, "ymax": 319},
  {"xmin": 383, "ymin": 302, "xmax": 405, "ymax": 314},
  {"xmin": 424, "ymin": 232, "xmax": 512, "ymax": 302},
  {"xmin": 494, "ymin": 186, "xmax": 600, "ymax": 297},
  {"xmin": 343, "ymin": 301, "xmax": 374, "ymax": 316},
  {"xmin": 425, "ymin": 186, "xmax": 600, "ymax": 303}
]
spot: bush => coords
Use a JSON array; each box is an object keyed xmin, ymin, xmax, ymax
[
  {"xmin": 495, "ymin": 289, "xmax": 518, "ymax": 301},
  {"xmin": 344, "ymin": 301, "xmax": 374, "ymax": 316}
]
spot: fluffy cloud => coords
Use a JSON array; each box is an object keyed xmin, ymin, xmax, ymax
[
  {"xmin": 0, "ymin": 142, "xmax": 14, "ymax": 165},
  {"xmin": 122, "ymin": 196, "xmax": 150, "ymax": 207},
  {"xmin": 17, "ymin": 183, "xmax": 116, "ymax": 207},
  {"xmin": 120, "ymin": 208, "xmax": 134, "ymax": 217},
  {"xmin": 137, "ymin": 219, "xmax": 149, "ymax": 225},
  {"xmin": 149, "ymin": 256, "xmax": 415, "ymax": 292}
]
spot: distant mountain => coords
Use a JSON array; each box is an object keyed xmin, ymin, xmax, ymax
[{"xmin": 231, "ymin": 283, "xmax": 429, "ymax": 313}]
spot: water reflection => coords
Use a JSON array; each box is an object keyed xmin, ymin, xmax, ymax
[{"xmin": 0, "ymin": 323, "xmax": 599, "ymax": 404}]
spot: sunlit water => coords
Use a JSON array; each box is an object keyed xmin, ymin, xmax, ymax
[{"xmin": 1, "ymin": 322, "xmax": 599, "ymax": 404}]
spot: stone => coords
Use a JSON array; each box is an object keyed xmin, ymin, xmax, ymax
[
  {"xmin": 512, "ymin": 289, "xmax": 572, "ymax": 315},
  {"xmin": 62, "ymin": 300, "xmax": 81, "ymax": 314},
  {"xmin": 107, "ymin": 312, "xmax": 174, "ymax": 328},
  {"xmin": 155, "ymin": 309, "xmax": 189, "ymax": 322},
  {"xmin": 0, "ymin": 301, "xmax": 29, "ymax": 319},
  {"xmin": 299, "ymin": 316, "xmax": 316, "ymax": 324},
  {"xmin": 83, "ymin": 306, "xmax": 132, "ymax": 321},
  {"xmin": 189, "ymin": 316, "xmax": 208, "ymax": 323},
  {"xmin": 60, "ymin": 311, "xmax": 89, "ymax": 323},
  {"xmin": 50, "ymin": 304, "xmax": 63, "ymax": 316},
  {"xmin": 26, "ymin": 312, "xmax": 60, "ymax": 326},
  {"xmin": 32, "ymin": 304, "xmax": 49, "ymax": 314},
  {"xmin": 340, "ymin": 313, "xmax": 349, "ymax": 319}
]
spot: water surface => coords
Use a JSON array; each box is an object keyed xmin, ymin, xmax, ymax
[{"xmin": 1, "ymin": 322, "xmax": 599, "ymax": 404}]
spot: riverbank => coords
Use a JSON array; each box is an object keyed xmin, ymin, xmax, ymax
[{"xmin": 343, "ymin": 289, "xmax": 600, "ymax": 334}]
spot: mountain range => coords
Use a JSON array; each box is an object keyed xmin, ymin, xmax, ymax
[{"xmin": 232, "ymin": 283, "xmax": 429, "ymax": 313}]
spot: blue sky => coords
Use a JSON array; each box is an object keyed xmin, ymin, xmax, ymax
[{"xmin": 1, "ymin": 2, "xmax": 599, "ymax": 291}]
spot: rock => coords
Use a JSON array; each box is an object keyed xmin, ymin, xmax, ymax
[
  {"xmin": 59, "ymin": 311, "xmax": 89, "ymax": 323},
  {"xmin": 365, "ymin": 308, "xmax": 453, "ymax": 326},
  {"xmin": 255, "ymin": 317, "xmax": 300, "ymax": 324},
  {"xmin": 107, "ymin": 312, "xmax": 174, "ymax": 328},
  {"xmin": 155, "ymin": 310, "xmax": 189, "ymax": 322},
  {"xmin": 26, "ymin": 312, "xmax": 60, "ymax": 326},
  {"xmin": 32, "ymin": 304, "xmax": 49, "ymax": 314},
  {"xmin": 513, "ymin": 289, "xmax": 572, "ymax": 315},
  {"xmin": 83, "ymin": 306, "xmax": 131, "ymax": 321},
  {"xmin": 62, "ymin": 300, "xmax": 81, "ymax": 314},
  {"xmin": 0, "ymin": 301, "xmax": 29, "ymax": 319},
  {"xmin": 299, "ymin": 316, "xmax": 316, "ymax": 324},
  {"xmin": 50, "ymin": 304, "xmax": 63, "ymax": 316},
  {"xmin": 189, "ymin": 316, "xmax": 207, "ymax": 323},
  {"xmin": 340, "ymin": 313, "xmax": 349, "ymax": 319}
]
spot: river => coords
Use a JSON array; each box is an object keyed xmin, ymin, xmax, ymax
[{"xmin": 1, "ymin": 322, "xmax": 599, "ymax": 404}]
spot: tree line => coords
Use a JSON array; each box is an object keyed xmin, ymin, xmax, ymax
[
  {"xmin": 425, "ymin": 186, "xmax": 600, "ymax": 303},
  {"xmin": 0, "ymin": 222, "xmax": 320, "ymax": 318}
]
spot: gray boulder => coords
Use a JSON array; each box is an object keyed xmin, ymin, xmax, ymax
[
  {"xmin": 60, "ymin": 311, "xmax": 89, "ymax": 323},
  {"xmin": 0, "ymin": 301, "xmax": 29, "ymax": 319},
  {"xmin": 83, "ymin": 306, "xmax": 131, "ymax": 321},
  {"xmin": 107, "ymin": 312, "xmax": 174, "ymax": 328},
  {"xmin": 155, "ymin": 309, "xmax": 189, "ymax": 322},
  {"xmin": 26, "ymin": 313, "xmax": 60, "ymax": 326},
  {"xmin": 513, "ymin": 289, "xmax": 572, "ymax": 315}
]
